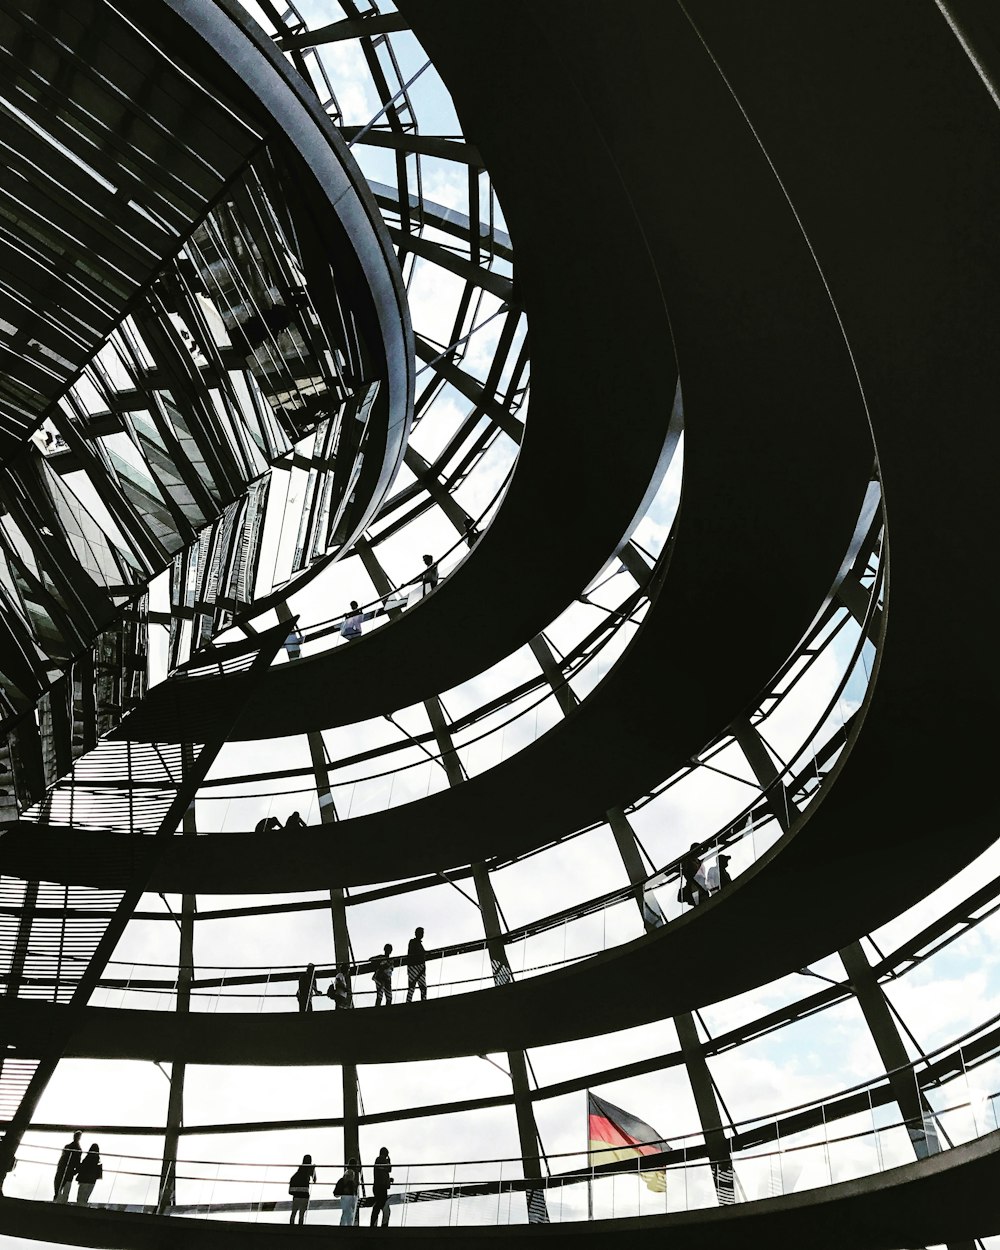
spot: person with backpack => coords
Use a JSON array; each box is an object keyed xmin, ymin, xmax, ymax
[
  {"xmin": 370, "ymin": 1147, "xmax": 393, "ymax": 1227},
  {"xmin": 334, "ymin": 1158, "xmax": 360, "ymax": 1225},
  {"xmin": 679, "ymin": 842, "xmax": 706, "ymax": 908},
  {"xmin": 372, "ymin": 944, "xmax": 393, "ymax": 1006},
  {"xmin": 327, "ymin": 963, "xmax": 352, "ymax": 1009},
  {"xmin": 288, "ymin": 1153, "xmax": 316, "ymax": 1225}
]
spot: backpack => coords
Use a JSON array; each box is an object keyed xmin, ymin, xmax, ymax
[{"xmin": 333, "ymin": 1174, "xmax": 347, "ymax": 1197}]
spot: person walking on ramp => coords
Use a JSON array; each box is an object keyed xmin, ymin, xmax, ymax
[{"xmin": 406, "ymin": 927, "xmax": 427, "ymax": 1002}]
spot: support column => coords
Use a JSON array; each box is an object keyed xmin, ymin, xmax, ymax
[
  {"xmin": 604, "ymin": 807, "xmax": 729, "ymax": 1199},
  {"xmin": 839, "ymin": 941, "xmax": 940, "ymax": 1160},
  {"xmin": 605, "ymin": 809, "xmax": 665, "ymax": 931},
  {"xmin": 0, "ymin": 625, "xmax": 287, "ymax": 1182},
  {"xmin": 4, "ymin": 882, "xmax": 38, "ymax": 1002},
  {"xmin": 471, "ymin": 862, "xmax": 548, "ymax": 1221},
  {"xmin": 735, "ymin": 716, "xmax": 957, "ymax": 1229},
  {"xmin": 301, "ymin": 715, "xmax": 359, "ymax": 1175},
  {"xmin": 527, "ymin": 635, "xmax": 577, "ymax": 720},
  {"xmin": 425, "ymin": 697, "xmax": 465, "ymax": 788},
  {"xmin": 157, "ymin": 812, "xmax": 195, "ymax": 1212},
  {"xmin": 731, "ymin": 718, "xmax": 795, "ymax": 832},
  {"xmin": 308, "ymin": 732, "xmax": 358, "ymax": 1168},
  {"xmin": 674, "ymin": 1012, "xmax": 734, "ymax": 1202}
]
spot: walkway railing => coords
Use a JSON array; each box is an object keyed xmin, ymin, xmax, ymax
[
  {"xmin": 5, "ymin": 714, "xmax": 856, "ymax": 1016},
  {"xmin": 3, "ymin": 653, "xmax": 872, "ymax": 1017},
  {"xmin": 8, "ymin": 1014, "xmax": 1000, "ymax": 1224}
]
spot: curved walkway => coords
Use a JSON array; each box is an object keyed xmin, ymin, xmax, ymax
[
  {"xmin": 1, "ymin": 0, "xmax": 881, "ymax": 891},
  {"xmin": 0, "ymin": 2, "xmax": 996, "ymax": 1067},
  {"xmin": 107, "ymin": 0, "xmax": 874, "ymax": 748},
  {"xmin": 0, "ymin": 1130, "xmax": 996, "ymax": 1250}
]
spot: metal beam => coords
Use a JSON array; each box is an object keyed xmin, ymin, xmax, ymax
[
  {"xmin": 527, "ymin": 634, "xmax": 577, "ymax": 720},
  {"xmin": 157, "ymin": 818, "xmax": 194, "ymax": 1213},
  {"xmin": 731, "ymin": 717, "xmax": 795, "ymax": 832},
  {"xmin": 674, "ymin": 1011, "xmax": 734, "ymax": 1203},
  {"xmin": 733, "ymin": 716, "xmax": 942, "ymax": 1171},
  {"xmin": 604, "ymin": 808, "xmax": 665, "ymax": 932},
  {"xmin": 0, "ymin": 626, "xmax": 287, "ymax": 1183},
  {"xmin": 471, "ymin": 863, "xmax": 548, "ymax": 1222},
  {"xmin": 341, "ymin": 129, "xmax": 481, "ymax": 166},
  {"xmin": 299, "ymin": 703, "xmax": 358, "ymax": 1179},
  {"xmin": 840, "ymin": 941, "xmax": 940, "ymax": 1161},
  {"xmin": 276, "ymin": 13, "xmax": 409, "ymax": 51},
  {"xmin": 390, "ymin": 227, "xmax": 513, "ymax": 302},
  {"xmin": 602, "ymin": 807, "xmax": 730, "ymax": 1200},
  {"xmin": 413, "ymin": 337, "xmax": 523, "ymax": 444}
]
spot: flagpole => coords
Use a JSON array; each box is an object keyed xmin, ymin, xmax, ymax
[{"xmin": 585, "ymin": 1090, "xmax": 593, "ymax": 1222}]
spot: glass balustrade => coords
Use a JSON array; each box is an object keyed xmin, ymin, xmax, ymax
[{"xmin": 10, "ymin": 1024, "xmax": 998, "ymax": 1226}]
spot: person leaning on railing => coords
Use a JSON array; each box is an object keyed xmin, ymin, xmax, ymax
[
  {"xmin": 288, "ymin": 1153, "xmax": 316, "ymax": 1226},
  {"xmin": 334, "ymin": 1159, "xmax": 360, "ymax": 1225},
  {"xmin": 328, "ymin": 963, "xmax": 352, "ymax": 1009}
]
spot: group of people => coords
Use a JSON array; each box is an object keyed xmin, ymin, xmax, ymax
[
  {"xmin": 339, "ymin": 555, "xmax": 437, "ymax": 642},
  {"xmin": 679, "ymin": 844, "xmax": 733, "ymax": 908},
  {"xmin": 296, "ymin": 928, "xmax": 428, "ymax": 1012},
  {"xmin": 289, "ymin": 1147, "xmax": 393, "ymax": 1228},
  {"xmin": 337, "ymin": 519, "xmax": 483, "ymax": 643},
  {"xmin": 49, "ymin": 1134, "xmax": 390, "ymax": 1224},
  {"xmin": 52, "ymin": 1133, "xmax": 102, "ymax": 1205},
  {"xmin": 254, "ymin": 811, "xmax": 308, "ymax": 834},
  {"xmin": 287, "ymin": 515, "xmax": 484, "ymax": 657}
]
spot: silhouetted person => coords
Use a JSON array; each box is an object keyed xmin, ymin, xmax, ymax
[
  {"xmin": 75, "ymin": 1144, "xmax": 102, "ymax": 1205},
  {"xmin": 341, "ymin": 601, "xmax": 363, "ymax": 640},
  {"xmin": 284, "ymin": 628, "xmax": 303, "ymax": 661},
  {"xmin": 255, "ymin": 816, "xmax": 282, "ymax": 834},
  {"xmin": 406, "ymin": 927, "xmax": 427, "ymax": 1003},
  {"xmin": 288, "ymin": 1153, "xmax": 317, "ymax": 1225},
  {"xmin": 297, "ymin": 963, "xmax": 318, "ymax": 1012},
  {"xmin": 716, "ymin": 853, "xmax": 732, "ymax": 890},
  {"xmin": 285, "ymin": 811, "xmax": 307, "ymax": 830},
  {"xmin": 370, "ymin": 1147, "xmax": 392, "ymax": 1227},
  {"xmin": 463, "ymin": 516, "xmax": 480, "ymax": 549},
  {"xmin": 373, "ymin": 944, "xmax": 393, "ymax": 1006},
  {"xmin": 335, "ymin": 1158, "xmax": 360, "ymax": 1225},
  {"xmin": 680, "ymin": 842, "xmax": 705, "ymax": 908},
  {"xmin": 420, "ymin": 554, "xmax": 439, "ymax": 596},
  {"xmin": 54, "ymin": 1131, "xmax": 81, "ymax": 1202},
  {"xmin": 328, "ymin": 963, "xmax": 351, "ymax": 1009}
]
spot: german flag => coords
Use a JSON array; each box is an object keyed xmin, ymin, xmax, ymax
[{"xmin": 587, "ymin": 1092, "xmax": 668, "ymax": 1192}]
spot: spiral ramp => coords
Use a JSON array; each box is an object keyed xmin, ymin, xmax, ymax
[{"xmin": 0, "ymin": 2, "xmax": 997, "ymax": 1248}]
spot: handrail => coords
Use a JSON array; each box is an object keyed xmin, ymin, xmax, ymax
[
  {"xmin": 12, "ymin": 1011, "xmax": 1000, "ymax": 1175},
  {"xmin": 184, "ymin": 495, "xmax": 879, "ymax": 822},
  {"xmin": 5, "ymin": 625, "xmax": 874, "ymax": 1006},
  {"xmin": 10, "ymin": 1100, "xmax": 982, "ymax": 1187},
  {"xmin": 198, "ymin": 584, "xmax": 650, "ymax": 800},
  {"xmin": 5, "ymin": 719, "xmax": 857, "ymax": 1001}
]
